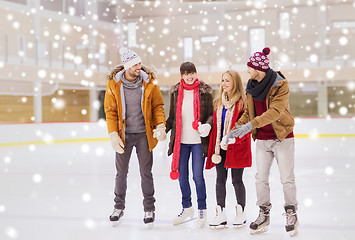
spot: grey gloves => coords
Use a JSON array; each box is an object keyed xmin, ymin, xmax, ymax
[{"xmin": 226, "ymin": 122, "xmax": 253, "ymax": 142}]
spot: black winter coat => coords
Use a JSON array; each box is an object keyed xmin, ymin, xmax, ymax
[{"xmin": 166, "ymin": 80, "xmax": 214, "ymax": 157}]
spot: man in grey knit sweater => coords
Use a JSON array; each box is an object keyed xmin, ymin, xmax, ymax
[{"xmin": 104, "ymin": 48, "xmax": 166, "ymax": 225}]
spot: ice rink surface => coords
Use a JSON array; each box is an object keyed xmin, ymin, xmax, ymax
[{"xmin": 0, "ymin": 120, "xmax": 354, "ymax": 240}]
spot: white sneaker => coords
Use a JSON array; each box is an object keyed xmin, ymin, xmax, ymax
[
  {"xmin": 233, "ymin": 204, "xmax": 246, "ymax": 228},
  {"xmin": 209, "ymin": 205, "xmax": 227, "ymax": 229},
  {"xmin": 173, "ymin": 207, "xmax": 194, "ymax": 225},
  {"xmin": 198, "ymin": 209, "xmax": 207, "ymax": 227}
]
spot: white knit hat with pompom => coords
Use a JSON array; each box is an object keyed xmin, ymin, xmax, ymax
[{"xmin": 119, "ymin": 47, "xmax": 142, "ymax": 70}]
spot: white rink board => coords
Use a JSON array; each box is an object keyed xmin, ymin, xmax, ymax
[
  {"xmin": 0, "ymin": 120, "xmax": 108, "ymax": 144},
  {"xmin": 0, "ymin": 117, "xmax": 354, "ymax": 145}
]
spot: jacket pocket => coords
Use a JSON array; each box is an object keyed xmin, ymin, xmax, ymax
[{"xmin": 276, "ymin": 111, "xmax": 294, "ymax": 128}]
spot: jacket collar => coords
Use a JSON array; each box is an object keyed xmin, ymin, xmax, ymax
[
  {"xmin": 272, "ymin": 71, "xmax": 285, "ymax": 88},
  {"xmin": 169, "ymin": 80, "xmax": 212, "ymax": 95},
  {"xmin": 107, "ymin": 64, "xmax": 157, "ymax": 83},
  {"xmin": 114, "ymin": 69, "xmax": 149, "ymax": 84}
]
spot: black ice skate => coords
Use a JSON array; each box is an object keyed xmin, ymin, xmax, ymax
[
  {"xmin": 283, "ymin": 205, "xmax": 298, "ymax": 237},
  {"xmin": 144, "ymin": 211, "xmax": 155, "ymax": 225},
  {"xmin": 110, "ymin": 209, "xmax": 124, "ymax": 226},
  {"xmin": 249, "ymin": 205, "xmax": 270, "ymax": 235}
]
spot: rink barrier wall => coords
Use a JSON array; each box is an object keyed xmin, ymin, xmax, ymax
[
  {"xmin": 0, "ymin": 118, "xmax": 354, "ymax": 147},
  {"xmin": 2, "ymin": 135, "xmax": 355, "ymax": 148},
  {"xmin": 0, "ymin": 121, "xmax": 109, "ymax": 147},
  {"xmin": 0, "ymin": 138, "xmax": 109, "ymax": 147}
]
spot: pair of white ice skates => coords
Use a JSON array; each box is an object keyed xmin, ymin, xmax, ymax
[
  {"xmin": 173, "ymin": 207, "xmax": 207, "ymax": 227},
  {"xmin": 109, "ymin": 209, "xmax": 155, "ymax": 226},
  {"xmin": 209, "ymin": 204, "xmax": 246, "ymax": 229},
  {"xmin": 249, "ymin": 204, "xmax": 299, "ymax": 237}
]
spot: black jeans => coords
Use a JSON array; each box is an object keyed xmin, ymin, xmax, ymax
[
  {"xmin": 215, "ymin": 149, "xmax": 246, "ymax": 209},
  {"xmin": 114, "ymin": 132, "xmax": 155, "ymax": 212}
]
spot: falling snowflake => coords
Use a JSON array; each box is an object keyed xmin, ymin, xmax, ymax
[
  {"xmin": 339, "ymin": 36, "xmax": 348, "ymax": 46},
  {"xmin": 95, "ymin": 148, "xmax": 105, "ymax": 157},
  {"xmin": 309, "ymin": 54, "xmax": 318, "ymax": 63},
  {"xmin": 33, "ymin": 174, "xmax": 42, "ymax": 183},
  {"xmin": 0, "ymin": 205, "xmax": 5, "ymax": 212},
  {"xmin": 82, "ymin": 193, "xmax": 92, "ymax": 202},
  {"xmin": 325, "ymin": 166, "xmax": 334, "ymax": 175},
  {"xmin": 304, "ymin": 198, "xmax": 313, "ymax": 207},
  {"xmin": 53, "ymin": 98, "xmax": 66, "ymax": 110},
  {"xmin": 4, "ymin": 156, "xmax": 11, "ymax": 164},
  {"xmin": 347, "ymin": 82, "xmax": 355, "ymax": 91},
  {"xmin": 339, "ymin": 106, "xmax": 348, "ymax": 116},
  {"xmin": 6, "ymin": 227, "xmax": 18, "ymax": 238},
  {"xmin": 81, "ymin": 144, "xmax": 90, "ymax": 153},
  {"xmin": 326, "ymin": 70, "xmax": 335, "ymax": 79},
  {"xmin": 37, "ymin": 69, "xmax": 47, "ymax": 79},
  {"xmin": 28, "ymin": 145, "xmax": 36, "ymax": 152},
  {"xmin": 84, "ymin": 218, "xmax": 96, "ymax": 229}
]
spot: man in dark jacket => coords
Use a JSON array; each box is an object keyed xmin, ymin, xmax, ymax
[{"xmin": 226, "ymin": 47, "xmax": 298, "ymax": 237}]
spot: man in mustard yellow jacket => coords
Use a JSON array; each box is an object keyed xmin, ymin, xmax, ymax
[
  {"xmin": 104, "ymin": 48, "xmax": 166, "ymax": 225},
  {"xmin": 225, "ymin": 47, "xmax": 298, "ymax": 237}
]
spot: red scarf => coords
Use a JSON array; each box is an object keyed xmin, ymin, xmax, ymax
[{"xmin": 170, "ymin": 78, "xmax": 200, "ymax": 180}]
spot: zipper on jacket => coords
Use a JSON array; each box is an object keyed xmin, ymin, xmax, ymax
[
  {"xmin": 270, "ymin": 122, "xmax": 280, "ymax": 141},
  {"xmin": 267, "ymin": 86, "xmax": 281, "ymax": 141}
]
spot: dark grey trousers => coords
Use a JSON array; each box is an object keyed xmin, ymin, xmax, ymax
[
  {"xmin": 215, "ymin": 149, "xmax": 246, "ymax": 209},
  {"xmin": 113, "ymin": 132, "xmax": 155, "ymax": 212}
]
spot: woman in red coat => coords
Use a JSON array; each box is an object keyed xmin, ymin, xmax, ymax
[{"xmin": 206, "ymin": 70, "xmax": 252, "ymax": 229}]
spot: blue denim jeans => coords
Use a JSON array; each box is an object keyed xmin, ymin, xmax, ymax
[{"xmin": 178, "ymin": 143, "xmax": 207, "ymax": 210}]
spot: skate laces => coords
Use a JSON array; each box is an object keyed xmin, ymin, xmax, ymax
[
  {"xmin": 254, "ymin": 210, "xmax": 268, "ymax": 225},
  {"xmin": 199, "ymin": 210, "xmax": 206, "ymax": 219},
  {"xmin": 283, "ymin": 210, "xmax": 297, "ymax": 225},
  {"xmin": 112, "ymin": 209, "xmax": 122, "ymax": 216},
  {"xmin": 145, "ymin": 211, "xmax": 154, "ymax": 218},
  {"xmin": 178, "ymin": 209, "xmax": 185, "ymax": 217}
]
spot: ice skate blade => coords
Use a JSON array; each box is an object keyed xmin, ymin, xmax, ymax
[
  {"xmin": 198, "ymin": 222, "xmax": 207, "ymax": 228},
  {"xmin": 145, "ymin": 222, "xmax": 154, "ymax": 229},
  {"xmin": 112, "ymin": 220, "xmax": 122, "ymax": 227},
  {"xmin": 250, "ymin": 226, "xmax": 268, "ymax": 235},
  {"xmin": 288, "ymin": 229, "xmax": 298, "ymax": 237},
  {"xmin": 233, "ymin": 220, "xmax": 246, "ymax": 228},
  {"xmin": 209, "ymin": 224, "xmax": 228, "ymax": 230},
  {"xmin": 286, "ymin": 220, "xmax": 298, "ymax": 237},
  {"xmin": 233, "ymin": 223, "xmax": 246, "ymax": 229},
  {"xmin": 173, "ymin": 217, "xmax": 196, "ymax": 226}
]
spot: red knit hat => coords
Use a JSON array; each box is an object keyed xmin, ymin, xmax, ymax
[{"xmin": 247, "ymin": 47, "xmax": 270, "ymax": 72}]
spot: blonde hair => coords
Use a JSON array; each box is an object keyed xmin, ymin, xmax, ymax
[{"xmin": 213, "ymin": 70, "xmax": 246, "ymax": 111}]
